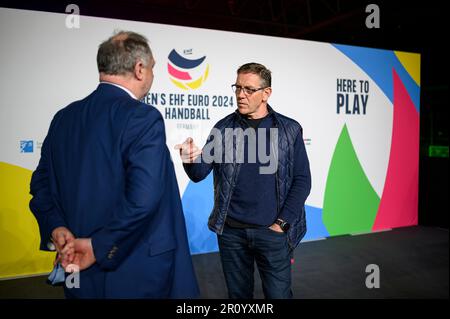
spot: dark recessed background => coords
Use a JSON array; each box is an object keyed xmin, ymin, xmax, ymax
[{"xmin": 1, "ymin": 0, "xmax": 447, "ymax": 227}]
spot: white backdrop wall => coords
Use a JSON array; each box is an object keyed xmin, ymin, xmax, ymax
[{"xmin": 0, "ymin": 8, "xmax": 420, "ymax": 278}]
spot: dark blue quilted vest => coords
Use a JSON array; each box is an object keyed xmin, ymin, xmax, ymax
[{"xmin": 207, "ymin": 105, "xmax": 307, "ymax": 249}]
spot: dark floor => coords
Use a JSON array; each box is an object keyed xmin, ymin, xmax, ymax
[{"xmin": 0, "ymin": 226, "xmax": 448, "ymax": 299}]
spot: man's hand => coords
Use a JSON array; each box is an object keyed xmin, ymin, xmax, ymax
[
  {"xmin": 51, "ymin": 226, "xmax": 75, "ymax": 251},
  {"xmin": 174, "ymin": 137, "xmax": 202, "ymax": 163},
  {"xmin": 51, "ymin": 227, "xmax": 75, "ymax": 265},
  {"xmin": 64, "ymin": 238, "xmax": 96, "ymax": 271},
  {"xmin": 269, "ymin": 223, "xmax": 284, "ymax": 233}
]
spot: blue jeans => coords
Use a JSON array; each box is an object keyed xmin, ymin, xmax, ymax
[{"xmin": 218, "ymin": 224, "xmax": 293, "ymax": 299}]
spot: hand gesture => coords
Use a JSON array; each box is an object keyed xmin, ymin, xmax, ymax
[{"xmin": 174, "ymin": 137, "xmax": 202, "ymax": 163}]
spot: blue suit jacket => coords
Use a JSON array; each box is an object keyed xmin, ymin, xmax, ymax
[{"xmin": 29, "ymin": 83, "xmax": 199, "ymax": 298}]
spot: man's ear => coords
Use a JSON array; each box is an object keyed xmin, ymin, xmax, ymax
[
  {"xmin": 262, "ymin": 87, "xmax": 272, "ymax": 102},
  {"xmin": 134, "ymin": 60, "xmax": 145, "ymax": 81}
]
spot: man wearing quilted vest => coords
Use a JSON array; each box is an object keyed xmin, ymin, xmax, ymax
[{"xmin": 176, "ymin": 62, "xmax": 311, "ymax": 299}]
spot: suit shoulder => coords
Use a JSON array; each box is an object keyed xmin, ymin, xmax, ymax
[
  {"xmin": 53, "ymin": 91, "xmax": 97, "ymax": 118},
  {"xmin": 106, "ymin": 96, "xmax": 161, "ymax": 123},
  {"xmin": 50, "ymin": 98, "xmax": 85, "ymax": 124},
  {"xmin": 131, "ymin": 102, "xmax": 163, "ymax": 122},
  {"xmin": 122, "ymin": 103, "xmax": 165, "ymax": 150},
  {"xmin": 125, "ymin": 102, "xmax": 164, "ymax": 135}
]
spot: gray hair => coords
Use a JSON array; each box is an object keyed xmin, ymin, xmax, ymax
[
  {"xmin": 97, "ymin": 31, "xmax": 153, "ymax": 75},
  {"xmin": 237, "ymin": 62, "xmax": 272, "ymax": 87}
]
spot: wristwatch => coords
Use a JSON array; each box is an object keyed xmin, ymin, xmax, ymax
[{"xmin": 275, "ymin": 219, "xmax": 290, "ymax": 232}]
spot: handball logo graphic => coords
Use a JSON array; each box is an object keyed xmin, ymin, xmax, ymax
[{"xmin": 167, "ymin": 49, "xmax": 209, "ymax": 90}]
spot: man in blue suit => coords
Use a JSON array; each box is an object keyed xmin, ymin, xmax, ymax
[{"xmin": 29, "ymin": 31, "xmax": 199, "ymax": 298}]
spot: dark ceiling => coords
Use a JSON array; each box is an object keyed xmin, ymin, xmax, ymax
[{"xmin": 0, "ymin": 0, "xmax": 444, "ymax": 51}]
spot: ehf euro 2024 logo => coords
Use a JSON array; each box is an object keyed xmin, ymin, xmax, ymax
[{"xmin": 167, "ymin": 49, "xmax": 209, "ymax": 90}]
